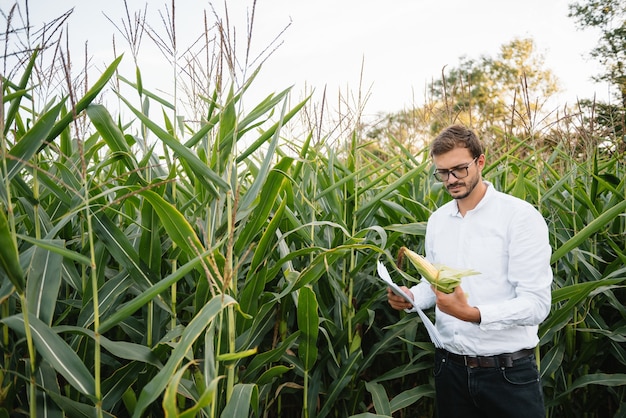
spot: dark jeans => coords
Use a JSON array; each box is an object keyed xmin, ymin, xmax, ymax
[{"xmin": 433, "ymin": 349, "xmax": 545, "ymax": 418}]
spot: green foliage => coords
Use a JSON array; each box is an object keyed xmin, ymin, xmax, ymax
[
  {"xmin": 567, "ymin": 0, "xmax": 626, "ymax": 154},
  {"xmin": 569, "ymin": 0, "xmax": 626, "ymax": 104},
  {"xmin": 430, "ymin": 37, "xmax": 559, "ymax": 125},
  {"xmin": 367, "ymin": 37, "xmax": 564, "ymax": 155}
]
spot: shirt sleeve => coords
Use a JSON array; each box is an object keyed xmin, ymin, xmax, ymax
[
  {"xmin": 406, "ymin": 218, "xmax": 438, "ymax": 312},
  {"xmin": 407, "ymin": 279, "xmax": 436, "ymax": 312},
  {"xmin": 476, "ymin": 205, "xmax": 553, "ymax": 331}
]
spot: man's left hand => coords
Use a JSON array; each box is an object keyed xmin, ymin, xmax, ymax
[{"xmin": 434, "ymin": 286, "xmax": 481, "ymax": 323}]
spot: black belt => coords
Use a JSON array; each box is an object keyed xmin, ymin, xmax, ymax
[{"xmin": 439, "ymin": 348, "xmax": 535, "ymax": 368}]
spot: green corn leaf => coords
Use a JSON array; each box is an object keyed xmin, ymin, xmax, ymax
[
  {"xmin": 91, "ymin": 212, "xmax": 160, "ymax": 292},
  {"xmin": 318, "ymin": 150, "xmax": 344, "ymax": 220},
  {"xmin": 77, "ymin": 271, "xmax": 133, "ymax": 329},
  {"xmin": 219, "ymin": 384, "xmax": 259, "ymax": 418},
  {"xmin": 389, "ymin": 385, "xmax": 435, "ymax": 413},
  {"xmin": 297, "ymin": 286, "xmax": 319, "ymax": 371},
  {"xmin": 256, "ymin": 365, "xmax": 293, "ymax": 386},
  {"xmin": 139, "ymin": 201, "xmax": 162, "ymax": 273},
  {"xmin": 135, "ymin": 65, "xmax": 143, "ymax": 97},
  {"xmin": 42, "ymin": 391, "xmax": 103, "ymax": 417},
  {"xmin": 356, "ymin": 161, "xmax": 429, "ymax": 218},
  {"xmin": 46, "ymin": 55, "xmax": 123, "ymax": 142},
  {"xmin": 216, "ymin": 348, "xmax": 258, "ymax": 362},
  {"xmin": 235, "ymin": 300, "xmax": 279, "ymax": 352},
  {"xmin": 249, "ymin": 196, "xmax": 287, "ymax": 274},
  {"xmin": 139, "ymin": 201, "xmax": 162, "ymax": 271},
  {"xmin": 292, "ymin": 131, "xmax": 312, "ymax": 180},
  {"xmin": 132, "ymin": 294, "xmax": 237, "ymax": 417},
  {"xmin": 540, "ymin": 344, "xmax": 565, "ymax": 379},
  {"xmin": 35, "ymin": 361, "xmax": 64, "ymax": 418},
  {"xmin": 236, "ymin": 99, "xmax": 289, "ymax": 218},
  {"xmin": 236, "ymin": 93, "xmax": 309, "ymax": 163},
  {"xmin": 209, "ymin": 74, "xmax": 291, "ymax": 157},
  {"xmin": 540, "ymin": 277, "xmax": 624, "ymax": 342},
  {"xmin": 203, "ymin": 319, "xmax": 217, "ymax": 383},
  {"xmin": 18, "ymin": 235, "xmax": 91, "ymax": 266},
  {"xmin": 315, "ymin": 149, "xmax": 372, "ymax": 201},
  {"xmin": 561, "ymin": 373, "xmax": 626, "ymax": 397},
  {"xmin": 140, "ymin": 190, "xmax": 205, "ymax": 260},
  {"xmin": 231, "ymin": 88, "xmax": 290, "ymax": 144},
  {"xmin": 2, "ymin": 314, "xmax": 95, "ymax": 396},
  {"xmin": 551, "ymin": 199, "xmax": 626, "ymax": 263},
  {"xmin": 102, "ymin": 362, "xmax": 145, "ymax": 411},
  {"xmin": 1, "ymin": 89, "xmax": 30, "ymax": 103},
  {"xmin": 365, "ymin": 381, "xmax": 391, "ymax": 416},
  {"xmin": 241, "ymin": 332, "xmax": 300, "ymax": 382},
  {"xmin": 384, "ymin": 222, "xmax": 427, "ymax": 236},
  {"xmin": 238, "ymin": 199, "xmax": 287, "ymax": 320},
  {"xmin": 272, "ymin": 244, "xmax": 357, "ymax": 297},
  {"xmin": 0, "ymin": 209, "xmax": 24, "ymax": 293},
  {"xmin": 25, "ymin": 244, "xmax": 63, "ymax": 325},
  {"xmin": 3, "ymin": 49, "xmax": 37, "ymax": 135},
  {"xmin": 54, "ymin": 325, "xmax": 162, "ymax": 366},
  {"xmin": 361, "ymin": 315, "xmax": 425, "ymax": 370},
  {"xmin": 118, "ymin": 95, "xmax": 228, "ymax": 196},
  {"xmin": 162, "ymin": 362, "xmax": 192, "ymax": 417},
  {"xmin": 98, "ymin": 247, "xmax": 214, "ymax": 333},
  {"xmin": 234, "ymin": 157, "xmax": 293, "ymax": 254},
  {"xmin": 511, "ymin": 165, "xmax": 527, "ymax": 200},
  {"xmin": 86, "ymin": 104, "xmax": 136, "ymax": 171},
  {"xmin": 215, "ymin": 86, "xmax": 237, "ymax": 166},
  {"xmin": 317, "ymin": 350, "xmax": 363, "ymax": 418},
  {"xmin": 5, "ymin": 100, "xmax": 64, "ymax": 180},
  {"xmin": 177, "ymin": 378, "xmax": 222, "ymax": 418},
  {"xmin": 118, "ymin": 74, "xmax": 175, "ymax": 109}
]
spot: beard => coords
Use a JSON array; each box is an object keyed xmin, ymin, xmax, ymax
[{"xmin": 446, "ymin": 173, "xmax": 480, "ymax": 200}]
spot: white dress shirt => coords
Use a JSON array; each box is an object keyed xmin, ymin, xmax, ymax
[{"xmin": 408, "ymin": 182, "xmax": 552, "ymax": 356}]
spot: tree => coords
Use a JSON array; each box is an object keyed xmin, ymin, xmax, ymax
[
  {"xmin": 568, "ymin": 0, "xmax": 626, "ymax": 154},
  {"xmin": 569, "ymin": 0, "xmax": 626, "ymax": 106},
  {"xmin": 367, "ymin": 38, "xmax": 560, "ymax": 150},
  {"xmin": 427, "ymin": 37, "xmax": 560, "ymax": 136}
]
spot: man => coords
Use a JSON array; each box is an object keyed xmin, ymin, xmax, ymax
[{"xmin": 387, "ymin": 124, "xmax": 552, "ymax": 418}]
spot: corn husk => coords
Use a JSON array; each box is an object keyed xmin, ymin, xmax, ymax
[{"xmin": 399, "ymin": 246, "xmax": 480, "ymax": 293}]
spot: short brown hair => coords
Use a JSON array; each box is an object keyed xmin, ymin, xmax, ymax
[{"xmin": 430, "ymin": 124, "xmax": 483, "ymax": 158}]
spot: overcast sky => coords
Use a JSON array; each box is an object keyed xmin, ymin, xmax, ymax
[{"xmin": 18, "ymin": 0, "xmax": 611, "ymax": 117}]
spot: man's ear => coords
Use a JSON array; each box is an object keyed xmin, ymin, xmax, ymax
[{"xmin": 477, "ymin": 154, "xmax": 486, "ymax": 169}]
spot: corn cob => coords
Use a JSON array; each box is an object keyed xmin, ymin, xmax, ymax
[{"xmin": 398, "ymin": 246, "xmax": 479, "ymax": 293}]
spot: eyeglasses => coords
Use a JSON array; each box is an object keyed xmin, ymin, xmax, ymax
[{"xmin": 433, "ymin": 157, "xmax": 478, "ymax": 182}]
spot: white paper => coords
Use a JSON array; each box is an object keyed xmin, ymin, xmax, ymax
[{"xmin": 377, "ymin": 261, "xmax": 443, "ymax": 348}]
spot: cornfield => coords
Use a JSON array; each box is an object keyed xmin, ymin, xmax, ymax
[{"xmin": 1, "ymin": 2, "xmax": 625, "ymax": 417}]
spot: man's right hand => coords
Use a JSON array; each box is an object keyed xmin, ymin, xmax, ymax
[{"xmin": 387, "ymin": 286, "xmax": 414, "ymax": 311}]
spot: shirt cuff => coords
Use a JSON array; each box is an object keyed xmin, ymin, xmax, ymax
[{"xmin": 475, "ymin": 304, "xmax": 507, "ymax": 331}]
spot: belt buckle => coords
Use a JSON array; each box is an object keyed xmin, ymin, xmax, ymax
[{"xmin": 465, "ymin": 356, "xmax": 480, "ymax": 368}]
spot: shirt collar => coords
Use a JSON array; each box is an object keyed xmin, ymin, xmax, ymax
[{"xmin": 446, "ymin": 181, "xmax": 494, "ymax": 217}]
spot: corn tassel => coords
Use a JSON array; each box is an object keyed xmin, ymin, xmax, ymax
[{"xmin": 399, "ymin": 246, "xmax": 480, "ymax": 293}]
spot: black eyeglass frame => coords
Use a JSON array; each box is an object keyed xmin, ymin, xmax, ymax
[{"xmin": 432, "ymin": 157, "xmax": 478, "ymax": 182}]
